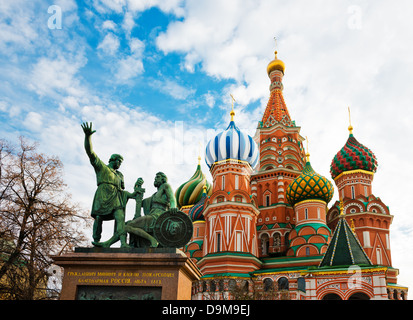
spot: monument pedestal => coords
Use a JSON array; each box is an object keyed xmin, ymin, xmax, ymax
[{"xmin": 53, "ymin": 247, "xmax": 202, "ymax": 300}]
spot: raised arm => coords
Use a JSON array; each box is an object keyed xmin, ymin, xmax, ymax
[{"xmin": 81, "ymin": 122, "xmax": 96, "ymax": 160}]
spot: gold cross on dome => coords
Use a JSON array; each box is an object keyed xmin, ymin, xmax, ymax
[
  {"xmin": 305, "ymin": 136, "xmax": 310, "ymax": 162},
  {"xmin": 230, "ymin": 94, "xmax": 236, "ymax": 121},
  {"xmin": 273, "ymin": 36, "xmax": 278, "ymax": 56},
  {"xmin": 348, "ymin": 106, "xmax": 353, "ymax": 134}
]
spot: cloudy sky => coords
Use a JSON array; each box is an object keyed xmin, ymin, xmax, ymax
[{"xmin": 1, "ymin": 0, "xmax": 412, "ymax": 294}]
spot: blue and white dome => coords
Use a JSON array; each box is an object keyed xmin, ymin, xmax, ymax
[{"xmin": 205, "ymin": 118, "xmax": 259, "ymax": 169}]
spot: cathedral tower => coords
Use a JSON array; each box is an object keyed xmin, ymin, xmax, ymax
[
  {"xmin": 198, "ymin": 106, "xmax": 261, "ymax": 276},
  {"xmin": 286, "ymin": 151, "xmax": 334, "ymax": 257},
  {"xmin": 327, "ymin": 115, "xmax": 395, "ymax": 281},
  {"xmin": 251, "ymin": 50, "xmax": 306, "ymax": 257}
]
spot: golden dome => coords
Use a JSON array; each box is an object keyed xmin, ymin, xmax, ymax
[{"xmin": 267, "ymin": 50, "xmax": 285, "ymax": 75}]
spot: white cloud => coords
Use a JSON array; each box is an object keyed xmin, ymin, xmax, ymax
[
  {"xmin": 102, "ymin": 20, "xmax": 117, "ymax": 31},
  {"xmin": 92, "ymin": 0, "xmax": 185, "ymax": 17},
  {"xmin": 129, "ymin": 37, "xmax": 144, "ymax": 54},
  {"xmin": 93, "ymin": 0, "xmax": 126, "ymax": 14},
  {"xmin": 97, "ymin": 33, "xmax": 120, "ymax": 56},
  {"xmin": 108, "ymin": 37, "xmax": 145, "ymax": 83},
  {"xmin": 115, "ymin": 55, "xmax": 144, "ymax": 82},
  {"xmin": 126, "ymin": 0, "xmax": 185, "ymax": 16},
  {"xmin": 28, "ymin": 54, "xmax": 87, "ymax": 98},
  {"xmin": 203, "ymin": 92, "xmax": 216, "ymax": 108},
  {"xmin": 150, "ymin": 78, "xmax": 195, "ymax": 100},
  {"xmin": 122, "ymin": 11, "xmax": 135, "ymax": 35},
  {"xmin": 23, "ymin": 112, "xmax": 43, "ymax": 132},
  {"xmin": 0, "ymin": 1, "xmax": 40, "ymax": 53}
]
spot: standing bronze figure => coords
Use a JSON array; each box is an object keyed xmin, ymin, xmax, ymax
[{"xmin": 81, "ymin": 122, "xmax": 130, "ymax": 248}]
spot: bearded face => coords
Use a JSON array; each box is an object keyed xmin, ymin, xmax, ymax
[
  {"xmin": 112, "ymin": 158, "xmax": 122, "ymax": 170},
  {"xmin": 154, "ymin": 174, "xmax": 163, "ymax": 187}
]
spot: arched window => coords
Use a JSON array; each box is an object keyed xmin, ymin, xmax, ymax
[
  {"xmin": 216, "ymin": 233, "xmax": 221, "ymax": 252},
  {"xmin": 242, "ymin": 280, "xmax": 249, "ymax": 293},
  {"xmin": 210, "ymin": 280, "xmax": 216, "ymax": 292},
  {"xmin": 297, "ymin": 277, "xmax": 306, "ymax": 293},
  {"xmin": 273, "ymin": 233, "xmax": 281, "ymax": 250},
  {"xmin": 322, "ymin": 293, "xmax": 342, "ymax": 300},
  {"xmin": 219, "ymin": 280, "xmax": 225, "ymax": 291},
  {"xmin": 376, "ymin": 248, "xmax": 382, "ymax": 265},
  {"xmin": 228, "ymin": 279, "xmax": 236, "ymax": 291},
  {"xmin": 348, "ymin": 292, "xmax": 370, "ymax": 300},
  {"xmin": 261, "ymin": 234, "xmax": 269, "ymax": 255},
  {"xmin": 265, "ymin": 194, "xmax": 270, "ymax": 207},
  {"xmin": 284, "ymin": 232, "xmax": 290, "ymax": 248},
  {"xmin": 277, "ymin": 277, "xmax": 289, "ymax": 291},
  {"xmin": 263, "ymin": 278, "xmax": 274, "ymax": 292}
]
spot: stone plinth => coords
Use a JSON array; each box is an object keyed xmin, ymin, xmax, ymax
[{"xmin": 53, "ymin": 247, "xmax": 202, "ymax": 300}]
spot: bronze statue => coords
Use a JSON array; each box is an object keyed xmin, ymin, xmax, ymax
[
  {"xmin": 81, "ymin": 122, "xmax": 193, "ymax": 249},
  {"xmin": 126, "ymin": 172, "xmax": 177, "ymax": 247},
  {"xmin": 81, "ymin": 122, "xmax": 132, "ymax": 248}
]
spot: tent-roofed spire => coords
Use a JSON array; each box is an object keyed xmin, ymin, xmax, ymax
[
  {"xmin": 260, "ymin": 46, "xmax": 294, "ymax": 129},
  {"xmin": 319, "ymin": 205, "xmax": 372, "ymax": 267}
]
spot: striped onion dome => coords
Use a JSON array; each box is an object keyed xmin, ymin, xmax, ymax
[
  {"xmin": 188, "ymin": 186, "xmax": 208, "ymax": 221},
  {"xmin": 330, "ymin": 133, "xmax": 378, "ymax": 180},
  {"xmin": 286, "ymin": 160, "xmax": 334, "ymax": 207},
  {"xmin": 205, "ymin": 118, "xmax": 259, "ymax": 169},
  {"xmin": 175, "ymin": 162, "xmax": 212, "ymax": 208}
]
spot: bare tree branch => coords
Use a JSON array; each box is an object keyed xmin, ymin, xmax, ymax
[{"xmin": 0, "ymin": 137, "xmax": 91, "ymax": 299}]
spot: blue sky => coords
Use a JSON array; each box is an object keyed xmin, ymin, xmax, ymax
[{"xmin": 1, "ymin": 0, "xmax": 413, "ymax": 294}]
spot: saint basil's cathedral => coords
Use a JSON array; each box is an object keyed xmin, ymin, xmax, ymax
[{"xmin": 174, "ymin": 50, "xmax": 408, "ymax": 300}]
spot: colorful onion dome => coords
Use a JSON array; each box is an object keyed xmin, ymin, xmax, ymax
[
  {"xmin": 267, "ymin": 50, "xmax": 285, "ymax": 75},
  {"xmin": 188, "ymin": 186, "xmax": 208, "ymax": 221},
  {"xmin": 205, "ymin": 111, "xmax": 259, "ymax": 169},
  {"xmin": 286, "ymin": 160, "xmax": 334, "ymax": 207},
  {"xmin": 175, "ymin": 161, "xmax": 212, "ymax": 208},
  {"xmin": 330, "ymin": 133, "xmax": 378, "ymax": 180}
]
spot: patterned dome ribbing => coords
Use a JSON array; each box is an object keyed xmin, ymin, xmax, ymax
[
  {"xmin": 330, "ymin": 134, "xmax": 378, "ymax": 180},
  {"xmin": 188, "ymin": 188, "xmax": 208, "ymax": 221},
  {"xmin": 205, "ymin": 120, "xmax": 259, "ymax": 169},
  {"xmin": 175, "ymin": 163, "xmax": 212, "ymax": 208},
  {"xmin": 286, "ymin": 161, "xmax": 334, "ymax": 207}
]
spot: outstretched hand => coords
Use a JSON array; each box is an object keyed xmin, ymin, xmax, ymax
[{"xmin": 81, "ymin": 122, "xmax": 96, "ymax": 136}]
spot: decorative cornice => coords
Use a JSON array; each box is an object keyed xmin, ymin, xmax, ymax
[
  {"xmin": 294, "ymin": 199, "xmax": 327, "ymax": 208},
  {"xmin": 304, "ymin": 266, "xmax": 388, "ymax": 276},
  {"xmin": 333, "ymin": 169, "xmax": 375, "ymax": 181}
]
